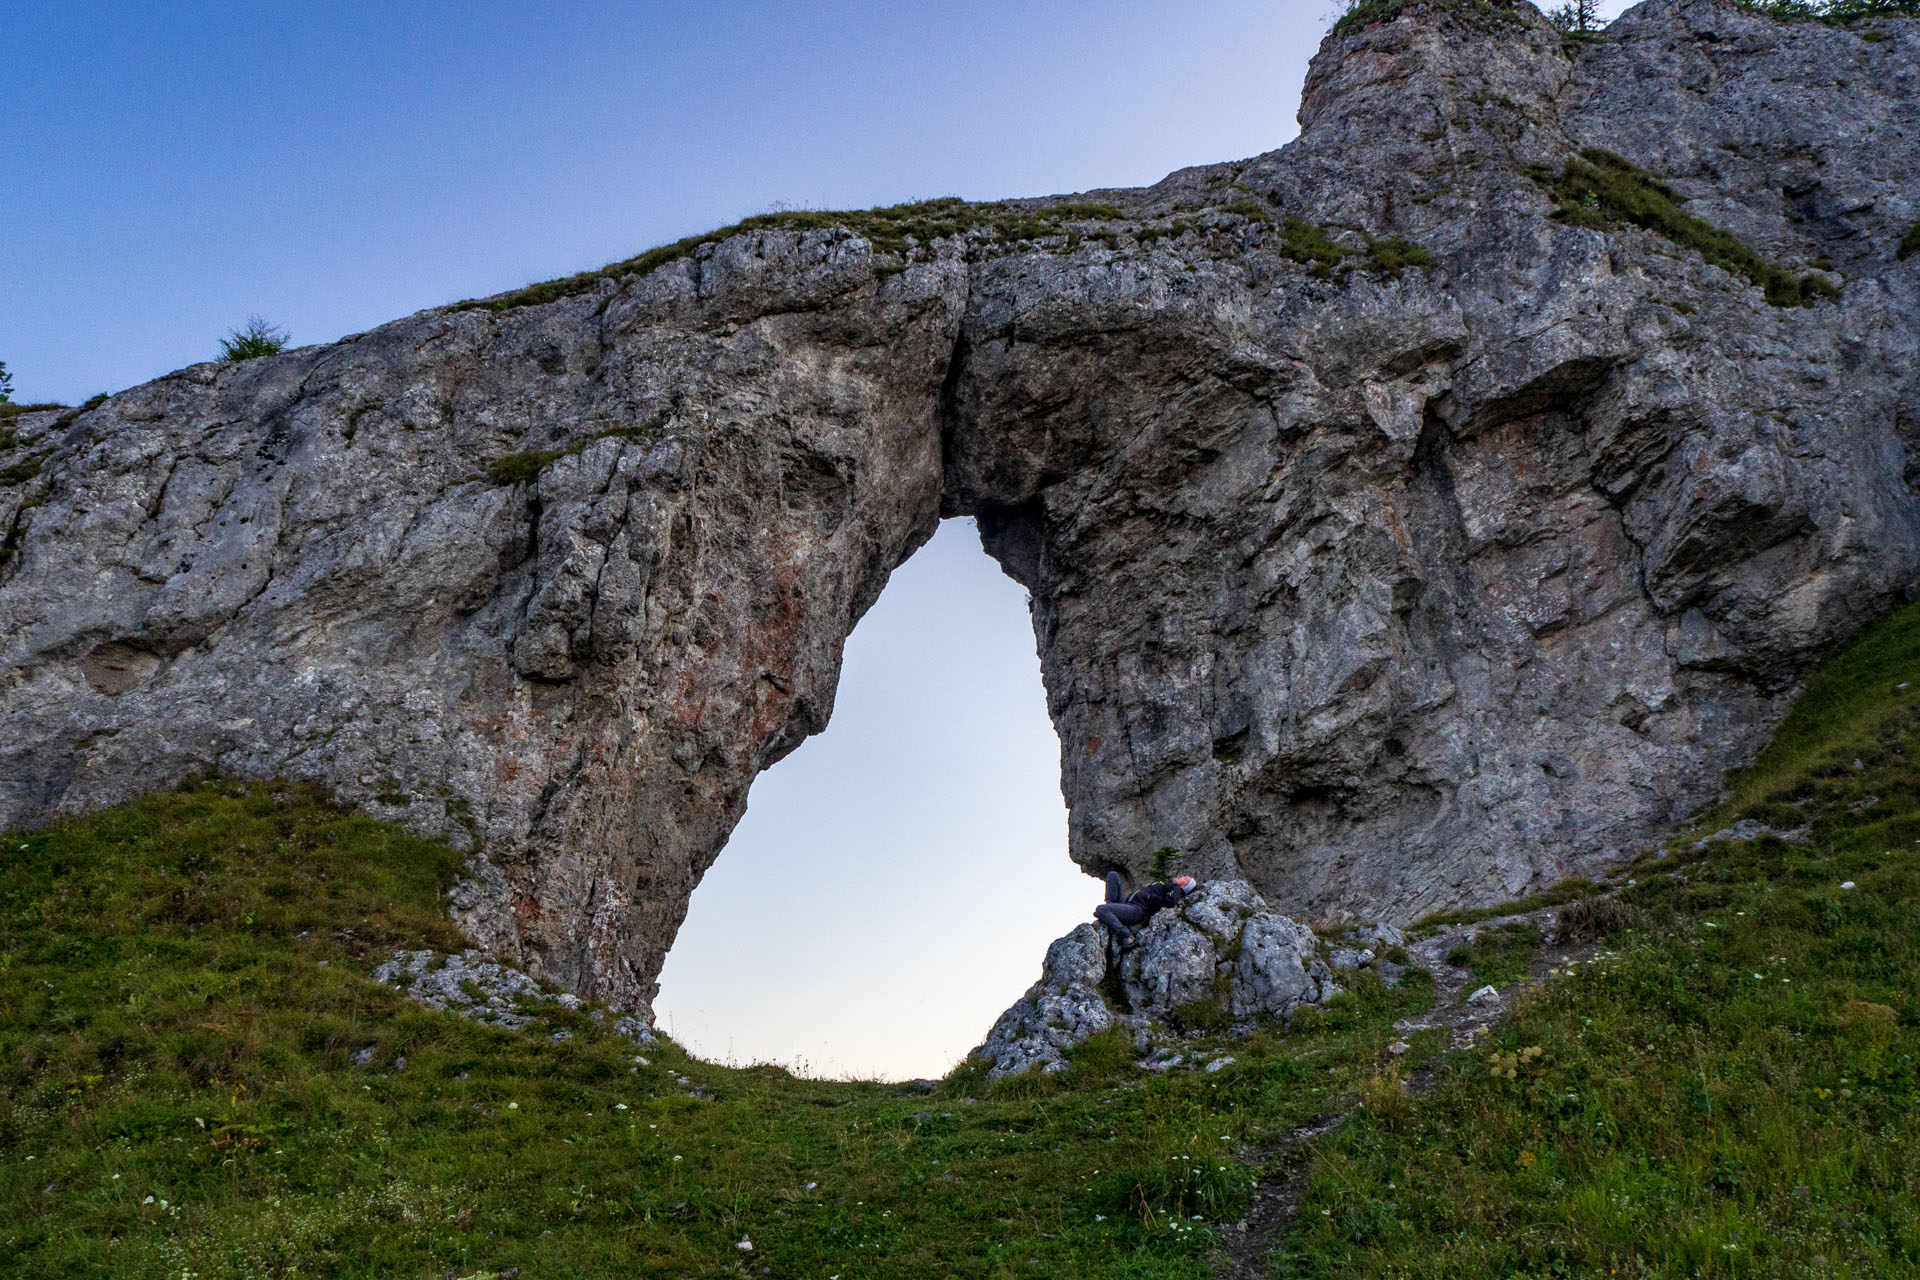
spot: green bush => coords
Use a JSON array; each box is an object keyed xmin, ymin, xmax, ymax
[
  {"xmin": 0, "ymin": 360, "xmax": 12, "ymax": 404},
  {"xmin": 219, "ymin": 315, "xmax": 289, "ymax": 362},
  {"xmin": 1899, "ymin": 221, "xmax": 1920, "ymax": 262},
  {"xmin": 487, "ymin": 448, "xmax": 563, "ymax": 488},
  {"xmin": 1738, "ymin": 0, "xmax": 1920, "ymax": 20},
  {"xmin": 1546, "ymin": 0, "xmax": 1602, "ymax": 31},
  {"xmin": 1536, "ymin": 148, "xmax": 1841, "ymax": 306},
  {"xmin": 1278, "ymin": 218, "xmax": 1438, "ymax": 282},
  {"xmin": 1332, "ymin": 0, "xmax": 1529, "ymax": 36}
]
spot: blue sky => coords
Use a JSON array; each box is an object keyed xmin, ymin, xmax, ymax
[
  {"xmin": 7, "ymin": 0, "xmax": 1637, "ymax": 1077},
  {"xmin": 6, "ymin": 0, "xmax": 1344, "ymax": 405}
]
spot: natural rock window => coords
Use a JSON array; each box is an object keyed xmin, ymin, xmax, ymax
[{"xmin": 653, "ymin": 520, "xmax": 1094, "ymax": 1079}]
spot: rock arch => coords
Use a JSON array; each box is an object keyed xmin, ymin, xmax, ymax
[{"xmin": 4, "ymin": 0, "xmax": 1918, "ymax": 1026}]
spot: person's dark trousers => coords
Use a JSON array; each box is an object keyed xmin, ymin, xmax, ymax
[{"xmin": 1094, "ymin": 871, "xmax": 1146, "ymax": 948}]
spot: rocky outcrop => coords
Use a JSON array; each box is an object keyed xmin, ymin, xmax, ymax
[
  {"xmin": 373, "ymin": 948, "xmax": 656, "ymax": 1043},
  {"xmin": 973, "ymin": 880, "xmax": 1336, "ymax": 1079},
  {"xmin": 3, "ymin": 0, "xmax": 1918, "ymax": 1024}
]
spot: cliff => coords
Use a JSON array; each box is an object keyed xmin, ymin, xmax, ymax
[{"xmin": 3, "ymin": 0, "xmax": 1917, "ymax": 1020}]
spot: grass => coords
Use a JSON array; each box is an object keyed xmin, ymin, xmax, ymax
[
  {"xmin": 1277, "ymin": 218, "xmax": 1437, "ymax": 282},
  {"xmin": 1280, "ymin": 600, "xmax": 1920, "ymax": 1278},
  {"xmin": 484, "ymin": 421, "xmax": 662, "ymax": 488},
  {"xmin": 1331, "ymin": 0, "xmax": 1530, "ymax": 35},
  {"xmin": 3, "ymin": 613, "xmax": 1916, "ymax": 1276},
  {"xmin": 1535, "ymin": 149, "xmax": 1842, "ymax": 307},
  {"xmin": 0, "ymin": 402, "xmax": 67, "ymax": 428},
  {"xmin": 1444, "ymin": 920, "xmax": 1546, "ymax": 988},
  {"xmin": 0, "ymin": 780, "xmax": 1435, "ymax": 1278},
  {"xmin": 0, "ymin": 454, "xmax": 46, "ymax": 486},
  {"xmin": 49, "ymin": 393, "xmax": 110, "ymax": 434},
  {"xmin": 448, "ymin": 198, "xmax": 1128, "ymax": 314},
  {"xmin": 1411, "ymin": 878, "xmax": 1603, "ymax": 937},
  {"xmin": 220, "ymin": 317, "xmax": 290, "ymax": 363},
  {"xmin": 485, "ymin": 448, "xmax": 561, "ymax": 488},
  {"xmin": 1738, "ymin": 0, "xmax": 1920, "ymax": 20}
]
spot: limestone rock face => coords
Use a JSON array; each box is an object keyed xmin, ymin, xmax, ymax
[
  {"xmin": 1116, "ymin": 879, "xmax": 1335, "ymax": 1024},
  {"xmin": 976, "ymin": 880, "xmax": 1335, "ymax": 1078},
  {"xmin": 4, "ymin": 0, "xmax": 1919, "ymax": 1022},
  {"xmin": 973, "ymin": 924, "xmax": 1115, "ymax": 1079}
]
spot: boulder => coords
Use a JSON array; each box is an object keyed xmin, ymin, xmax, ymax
[{"xmin": 975, "ymin": 880, "xmax": 1333, "ymax": 1078}]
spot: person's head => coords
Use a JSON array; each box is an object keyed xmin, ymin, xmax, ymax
[{"xmin": 1172, "ymin": 875, "xmax": 1198, "ymax": 895}]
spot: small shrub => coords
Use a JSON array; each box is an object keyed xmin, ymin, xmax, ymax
[
  {"xmin": 1546, "ymin": 0, "xmax": 1602, "ymax": 31},
  {"xmin": 1899, "ymin": 221, "xmax": 1920, "ymax": 262},
  {"xmin": 487, "ymin": 449, "xmax": 563, "ymax": 488},
  {"xmin": 1355, "ymin": 1065, "xmax": 1415, "ymax": 1129},
  {"xmin": 220, "ymin": 315, "xmax": 290, "ymax": 362},
  {"xmin": 1149, "ymin": 845, "xmax": 1185, "ymax": 879},
  {"xmin": 1737, "ymin": 0, "xmax": 1920, "ymax": 20},
  {"xmin": 1555, "ymin": 894, "xmax": 1637, "ymax": 943},
  {"xmin": 0, "ymin": 359, "xmax": 11, "ymax": 404},
  {"xmin": 1168, "ymin": 997, "xmax": 1231, "ymax": 1035},
  {"xmin": 1332, "ymin": 0, "xmax": 1530, "ymax": 35},
  {"xmin": 1535, "ymin": 148, "xmax": 1840, "ymax": 307}
]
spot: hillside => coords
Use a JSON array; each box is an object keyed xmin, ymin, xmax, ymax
[{"xmin": 5, "ymin": 601, "xmax": 1916, "ymax": 1278}]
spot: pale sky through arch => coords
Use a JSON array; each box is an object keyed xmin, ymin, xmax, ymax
[{"xmin": 654, "ymin": 518, "xmax": 1091, "ymax": 1080}]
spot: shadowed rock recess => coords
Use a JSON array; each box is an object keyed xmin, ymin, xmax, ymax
[{"xmin": 3, "ymin": 0, "xmax": 1918, "ymax": 1025}]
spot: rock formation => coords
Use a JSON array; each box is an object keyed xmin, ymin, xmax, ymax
[
  {"xmin": 975, "ymin": 881, "xmax": 1337, "ymax": 1079},
  {"xmin": 3, "ymin": 0, "xmax": 1917, "ymax": 1025}
]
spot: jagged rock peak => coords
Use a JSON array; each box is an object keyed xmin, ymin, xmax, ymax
[{"xmin": 3, "ymin": 1, "xmax": 1917, "ymax": 1026}]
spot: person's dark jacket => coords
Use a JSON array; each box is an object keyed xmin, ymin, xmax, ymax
[{"xmin": 1127, "ymin": 880, "xmax": 1190, "ymax": 920}]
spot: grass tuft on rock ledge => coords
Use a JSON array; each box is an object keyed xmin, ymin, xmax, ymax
[
  {"xmin": 448, "ymin": 198, "xmax": 1129, "ymax": 314},
  {"xmin": 1900, "ymin": 219, "xmax": 1920, "ymax": 261},
  {"xmin": 1332, "ymin": 0, "xmax": 1532, "ymax": 36},
  {"xmin": 3, "ymin": 606, "xmax": 1918, "ymax": 1275},
  {"xmin": 1277, "ymin": 217, "xmax": 1437, "ymax": 281},
  {"xmin": 1536, "ymin": 148, "xmax": 1842, "ymax": 307}
]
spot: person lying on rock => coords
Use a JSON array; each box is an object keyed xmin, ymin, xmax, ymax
[{"xmin": 1094, "ymin": 871, "xmax": 1199, "ymax": 957}]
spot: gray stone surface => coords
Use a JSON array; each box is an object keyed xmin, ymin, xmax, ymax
[
  {"xmin": 373, "ymin": 947, "xmax": 656, "ymax": 1043},
  {"xmin": 976, "ymin": 880, "xmax": 1333, "ymax": 1077},
  {"xmin": 973, "ymin": 924, "xmax": 1114, "ymax": 1079},
  {"xmin": 3, "ymin": 0, "xmax": 1918, "ymax": 1023}
]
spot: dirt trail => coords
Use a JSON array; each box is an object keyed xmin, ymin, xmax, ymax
[{"xmin": 1213, "ymin": 907, "xmax": 1605, "ymax": 1279}]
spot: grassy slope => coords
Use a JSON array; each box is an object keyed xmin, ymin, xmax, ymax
[
  {"xmin": 1283, "ymin": 603, "xmax": 1920, "ymax": 1278},
  {"xmin": 3, "ymin": 603, "xmax": 1917, "ymax": 1278},
  {"xmin": 0, "ymin": 784, "xmax": 1433, "ymax": 1278}
]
